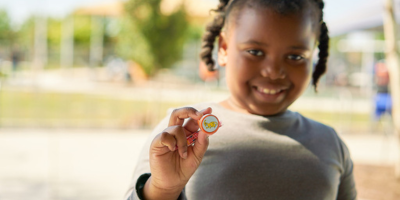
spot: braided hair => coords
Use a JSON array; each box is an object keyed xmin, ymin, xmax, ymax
[
  {"xmin": 200, "ymin": 0, "xmax": 330, "ymax": 90},
  {"xmin": 199, "ymin": 0, "xmax": 230, "ymax": 71}
]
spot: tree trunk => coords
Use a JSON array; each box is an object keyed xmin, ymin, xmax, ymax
[{"xmin": 383, "ymin": 0, "xmax": 400, "ymax": 178}]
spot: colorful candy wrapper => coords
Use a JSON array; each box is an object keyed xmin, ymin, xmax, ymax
[{"xmin": 186, "ymin": 114, "xmax": 221, "ymax": 146}]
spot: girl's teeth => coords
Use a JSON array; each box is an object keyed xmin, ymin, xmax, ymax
[{"xmin": 260, "ymin": 88, "xmax": 280, "ymax": 95}]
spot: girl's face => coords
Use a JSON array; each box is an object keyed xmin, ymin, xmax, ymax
[{"xmin": 218, "ymin": 7, "xmax": 317, "ymax": 116}]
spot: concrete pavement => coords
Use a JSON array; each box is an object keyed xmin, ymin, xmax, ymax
[
  {"xmin": 0, "ymin": 129, "xmax": 150, "ymax": 200},
  {"xmin": 0, "ymin": 128, "xmax": 398, "ymax": 200}
]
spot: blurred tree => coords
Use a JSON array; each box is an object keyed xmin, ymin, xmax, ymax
[
  {"xmin": 186, "ymin": 24, "xmax": 204, "ymax": 42},
  {"xmin": 116, "ymin": 14, "xmax": 154, "ymax": 74},
  {"xmin": 16, "ymin": 17, "xmax": 34, "ymax": 44},
  {"xmin": 47, "ymin": 18, "xmax": 62, "ymax": 47},
  {"xmin": 104, "ymin": 18, "xmax": 120, "ymax": 57},
  {"xmin": 13, "ymin": 17, "xmax": 34, "ymax": 63},
  {"xmin": 73, "ymin": 15, "xmax": 92, "ymax": 46},
  {"xmin": 0, "ymin": 10, "xmax": 14, "ymax": 45},
  {"xmin": 14, "ymin": 15, "xmax": 98, "ymax": 67},
  {"xmin": 16, "ymin": 17, "xmax": 63, "ymax": 67},
  {"xmin": 47, "ymin": 18, "xmax": 62, "ymax": 67},
  {"xmin": 73, "ymin": 15, "xmax": 93, "ymax": 65},
  {"xmin": 118, "ymin": 0, "xmax": 189, "ymax": 75}
]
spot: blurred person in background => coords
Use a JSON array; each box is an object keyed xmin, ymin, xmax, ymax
[
  {"xmin": 105, "ymin": 56, "xmax": 131, "ymax": 83},
  {"xmin": 373, "ymin": 60, "xmax": 392, "ymax": 124},
  {"xmin": 11, "ymin": 44, "xmax": 22, "ymax": 76}
]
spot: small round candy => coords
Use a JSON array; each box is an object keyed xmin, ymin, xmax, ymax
[{"xmin": 198, "ymin": 114, "xmax": 220, "ymax": 135}]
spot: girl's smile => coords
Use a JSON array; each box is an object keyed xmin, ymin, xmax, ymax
[
  {"xmin": 218, "ymin": 7, "xmax": 318, "ymax": 116},
  {"xmin": 252, "ymin": 85, "xmax": 288, "ymax": 103}
]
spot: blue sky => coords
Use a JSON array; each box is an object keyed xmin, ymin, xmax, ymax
[
  {"xmin": 0, "ymin": 0, "xmax": 120, "ymax": 24},
  {"xmin": 0, "ymin": 0, "xmax": 382, "ymax": 26}
]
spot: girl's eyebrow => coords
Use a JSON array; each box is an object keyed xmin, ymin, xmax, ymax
[
  {"xmin": 289, "ymin": 46, "xmax": 310, "ymax": 51},
  {"xmin": 241, "ymin": 40, "xmax": 310, "ymax": 51},
  {"xmin": 241, "ymin": 40, "xmax": 268, "ymax": 47}
]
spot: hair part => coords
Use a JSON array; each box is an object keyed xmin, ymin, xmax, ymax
[{"xmin": 200, "ymin": 0, "xmax": 330, "ymax": 90}]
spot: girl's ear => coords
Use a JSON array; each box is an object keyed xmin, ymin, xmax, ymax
[{"xmin": 218, "ymin": 32, "xmax": 228, "ymax": 67}]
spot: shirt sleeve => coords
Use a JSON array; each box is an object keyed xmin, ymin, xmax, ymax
[{"xmin": 336, "ymin": 138, "xmax": 357, "ymax": 200}]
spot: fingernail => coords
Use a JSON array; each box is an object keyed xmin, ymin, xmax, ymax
[
  {"xmin": 196, "ymin": 111, "xmax": 202, "ymax": 116},
  {"xmin": 183, "ymin": 152, "xmax": 188, "ymax": 159}
]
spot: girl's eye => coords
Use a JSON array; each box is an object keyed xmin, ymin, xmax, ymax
[
  {"xmin": 288, "ymin": 55, "xmax": 304, "ymax": 61},
  {"xmin": 247, "ymin": 50, "xmax": 264, "ymax": 56}
]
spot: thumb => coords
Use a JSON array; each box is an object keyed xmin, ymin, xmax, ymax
[{"xmin": 191, "ymin": 130, "xmax": 210, "ymax": 160}]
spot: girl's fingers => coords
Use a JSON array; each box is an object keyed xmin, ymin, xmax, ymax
[
  {"xmin": 183, "ymin": 107, "xmax": 212, "ymax": 134},
  {"xmin": 168, "ymin": 107, "xmax": 203, "ymax": 127},
  {"xmin": 159, "ymin": 126, "xmax": 188, "ymax": 159},
  {"xmin": 155, "ymin": 107, "xmax": 213, "ymax": 159},
  {"xmin": 159, "ymin": 132, "xmax": 177, "ymax": 151},
  {"xmin": 191, "ymin": 130, "xmax": 210, "ymax": 161}
]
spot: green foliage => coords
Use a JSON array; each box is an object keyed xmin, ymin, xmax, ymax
[
  {"xmin": 73, "ymin": 15, "xmax": 92, "ymax": 46},
  {"xmin": 0, "ymin": 10, "xmax": 13, "ymax": 44},
  {"xmin": 0, "ymin": 71, "xmax": 6, "ymax": 78},
  {"xmin": 187, "ymin": 24, "xmax": 204, "ymax": 41},
  {"xmin": 15, "ymin": 16, "xmax": 62, "ymax": 48},
  {"xmin": 11, "ymin": 16, "xmax": 35, "ymax": 62},
  {"xmin": 15, "ymin": 17, "xmax": 34, "ymax": 47},
  {"xmin": 118, "ymin": 0, "xmax": 190, "ymax": 75},
  {"xmin": 116, "ymin": 15, "xmax": 154, "ymax": 74},
  {"xmin": 15, "ymin": 17, "xmax": 63, "ymax": 65},
  {"xmin": 47, "ymin": 18, "xmax": 62, "ymax": 47}
]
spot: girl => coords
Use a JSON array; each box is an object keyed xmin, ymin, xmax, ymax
[{"xmin": 126, "ymin": 0, "xmax": 357, "ymax": 199}]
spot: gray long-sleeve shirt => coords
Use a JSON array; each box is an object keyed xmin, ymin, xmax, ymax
[{"xmin": 127, "ymin": 102, "xmax": 357, "ymax": 200}]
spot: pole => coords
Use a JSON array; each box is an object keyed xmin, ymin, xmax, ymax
[
  {"xmin": 89, "ymin": 16, "xmax": 104, "ymax": 68},
  {"xmin": 383, "ymin": 0, "xmax": 400, "ymax": 178},
  {"xmin": 60, "ymin": 16, "xmax": 74, "ymax": 69}
]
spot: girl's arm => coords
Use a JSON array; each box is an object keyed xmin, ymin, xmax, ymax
[
  {"xmin": 142, "ymin": 176, "xmax": 184, "ymax": 200},
  {"xmin": 125, "ymin": 107, "xmax": 212, "ymax": 200}
]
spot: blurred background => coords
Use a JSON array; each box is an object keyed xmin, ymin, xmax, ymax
[{"xmin": 0, "ymin": 0, "xmax": 399, "ymax": 199}]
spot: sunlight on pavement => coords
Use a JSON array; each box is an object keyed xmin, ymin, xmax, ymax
[{"xmin": 0, "ymin": 129, "xmax": 150, "ymax": 200}]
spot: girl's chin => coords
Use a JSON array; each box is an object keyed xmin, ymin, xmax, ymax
[
  {"xmin": 220, "ymin": 99, "xmax": 287, "ymax": 116},
  {"xmin": 250, "ymin": 108, "xmax": 287, "ymax": 116},
  {"xmin": 244, "ymin": 103, "xmax": 287, "ymax": 116}
]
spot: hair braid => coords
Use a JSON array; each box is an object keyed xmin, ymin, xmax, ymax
[
  {"xmin": 200, "ymin": 0, "xmax": 230, "ymax": 71},
  {"xmin": 311, "ymin": 0, "xmax": 329, "ymax": 90}
]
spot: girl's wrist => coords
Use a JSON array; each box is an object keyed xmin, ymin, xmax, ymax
[{"xmin": 143, "ymin": 176, "xmax": 184, "ymax": 200}]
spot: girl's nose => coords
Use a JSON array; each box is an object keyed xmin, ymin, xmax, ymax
[{"xmin": 260, "ymin": 60, "xmax": 286, "ymax": 80}]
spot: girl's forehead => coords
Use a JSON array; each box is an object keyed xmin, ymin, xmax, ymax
[
  {"xmin": 225, "ymin": 7, "xmax": 317, "ymax": 44},
  {"xmin": 224, "ymin": 7, "xmax": 318, "ymax": 35},
  {"xmin": 225, "ymin": 5, "xmax": 319, "ymax": 35}
]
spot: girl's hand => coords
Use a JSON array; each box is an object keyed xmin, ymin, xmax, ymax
[{"xmin": 144, "ymin": 107, "xmax": 212, "ymax": 199}]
